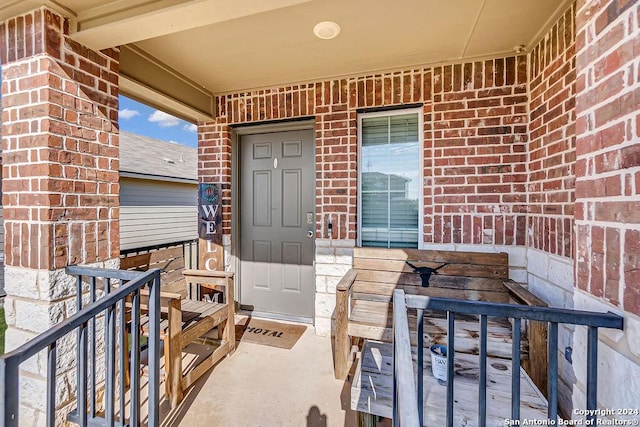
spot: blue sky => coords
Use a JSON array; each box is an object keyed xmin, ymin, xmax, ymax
[{"xmin": 118, "ymin": 96, "xmax": 197, "ymax": 148}]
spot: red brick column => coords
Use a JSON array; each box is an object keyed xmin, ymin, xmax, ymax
[
  {"xmin": 1, "ymin": 7, "xmax": 119, "ymax": 420},
  {"xmin": 573, "ymin": 0, "xmax": 640, "ymax": 412}
]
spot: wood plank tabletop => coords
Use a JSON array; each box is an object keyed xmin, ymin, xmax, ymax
[{"xmin": 352, "ymin": 340, "xmax": 548, "ymax": 426}]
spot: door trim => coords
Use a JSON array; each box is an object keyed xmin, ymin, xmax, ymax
[
  {"xmin": 231, "ymin": 120, "xmax": 316, "ymax": 317},
  {"xmin": 238, "ymin": 308, "xmax": 314, "ymax": 325}
]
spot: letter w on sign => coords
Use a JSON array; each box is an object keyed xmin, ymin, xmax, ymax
[{"xmin": 201, "ymin": 204, "xmax": 219, "ymax": 217}]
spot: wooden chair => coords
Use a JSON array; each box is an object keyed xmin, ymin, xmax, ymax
[{"xmin": 137, "ymin": 269, "xmax": 235, "ymax": 407}]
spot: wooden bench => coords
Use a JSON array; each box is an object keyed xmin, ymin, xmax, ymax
[
  {"xmin": 122, "ymin": 245, "xmax": 236, "ymax": 406},
  {"xmin": 334, "ymin": 248, "xmax": 548, "ymax": 394},
  {"xmin": 137, "ymin": 269, "xmax": 235, "ymax": 407},
  {"xmin": 352, "ymin": 340, "xmax": 548, "ymax": 425}
]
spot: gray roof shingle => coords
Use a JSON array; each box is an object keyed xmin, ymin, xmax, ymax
[{"xmin": 119, "ymin": 131, "xmax": 197, "ymax": 181}]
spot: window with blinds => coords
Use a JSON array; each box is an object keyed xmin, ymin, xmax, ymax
[{"xmin": 359, "ymin": 111, "xmax": 420, "ymax": 248}]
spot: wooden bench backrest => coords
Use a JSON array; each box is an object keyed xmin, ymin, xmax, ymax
[
  {"xmin": 120, "ymin": 245, "xmax": 186, "ymax": 287},
  {"xmin": 352, "ymin": 247, "xmax": 510, "ymax": 303}
]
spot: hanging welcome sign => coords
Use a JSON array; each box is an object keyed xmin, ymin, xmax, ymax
[
  {"xmin": 198, "ymin": 183, "xmax": 224, "ymax": 270},
  {"xmin": 198, "ymin": 183, "xmax": 222, "ymax": 239}
]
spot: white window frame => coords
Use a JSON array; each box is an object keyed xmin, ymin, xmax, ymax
[{"xmin": 357, "ymin": 107, "xmax": 424, "ymax": 249}]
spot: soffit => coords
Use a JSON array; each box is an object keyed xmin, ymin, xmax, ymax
[
  {"xmin": 133, "ymin": 0, "xmax": 567, "ymax": 95},
  {"xmin": 1, "ymin": 0, "xmax": 570, "ymax": 112}
]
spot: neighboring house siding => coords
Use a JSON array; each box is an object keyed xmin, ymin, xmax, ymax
[{"xmin": 120, "ymin": 177, "xmax": 198, "ymax": 250}]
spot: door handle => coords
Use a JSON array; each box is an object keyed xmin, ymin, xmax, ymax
[{"xmin": 306, "ymin": 230, "xmax": 314, "ymax": 238}]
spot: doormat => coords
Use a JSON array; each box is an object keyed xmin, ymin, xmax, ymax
[{"xmin": 235, "ymin": 317, "xmax": 306, "ymax": 349}]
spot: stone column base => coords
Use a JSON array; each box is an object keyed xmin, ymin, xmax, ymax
[{"xmin": 3, "ymin": 258, "xmax": 119, "ymax": 426}]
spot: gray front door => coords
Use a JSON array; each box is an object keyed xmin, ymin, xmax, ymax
[{"xmin": 240, "ymin": 130, "xmax": 315, "ymax": 319}]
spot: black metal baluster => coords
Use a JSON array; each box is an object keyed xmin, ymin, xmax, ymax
[
  {"xmin": 511, "ymin": 318, "xmax": 521, "ymax": 421},
  {"xmin": 547, "ymin": 322, "xmax": 559, "ymax": 422},
  {"xmin": 417, "ymin": 308, "xmax": 424, "ymax": 427},
  {"xmin": 89, "ymin": 276, "xmax": 96, "ymax": 419},
  {"xmin": 586, "ymin": 326, "xmax": 598, "ymax": 424},
  {"xmin": 1, "ymin": 356, "xmax": 20, "ymax": 427},
  {"xmin": 105, "ymin": 303, "xmax": 116, "ymax": 427},
  {"xmin": 147, "ymin": 272, "xmax": 161, "ymax": 427},
  {"xmin": 78, "ymin": 322, "xmax": 89, "ymax": 427},
  {"xmin": 479, "ymin": 315, "xmax": 488, "ymax": 427},
  {"xmin": 118, "ymin": 299, "xmax": 126, "ymax": 426},
  {"xmin": 75, "ymin": 275, "xmax": 83, "ymax": 423},
  {"xmin": 46, "ymin": 342, "xmax": 57, "ymax": 427},
  {"xmin": 130, "ymin": 289, "xmax": 141, "ymax": 426},
  {"xmin": 446, "ymin": 311, "xmax": 455, "ymax": 427}
]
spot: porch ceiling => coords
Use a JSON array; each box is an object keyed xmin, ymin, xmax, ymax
[{"xmin": 1, "ymin": 0, "xmax": 571, "ymax": 121}]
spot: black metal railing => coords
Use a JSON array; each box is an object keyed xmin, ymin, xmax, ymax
[
  {"xmin": 391, "ymin": 289, "xmax": 625, "ymax": 427},
  {"xmin": 0, "ymin": 266, "xmax": 162, "ymax": 427}
]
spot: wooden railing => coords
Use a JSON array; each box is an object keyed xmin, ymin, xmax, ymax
[{"xmin": 391, "ymin": 289, "xmax": 624, "ymax": 427}]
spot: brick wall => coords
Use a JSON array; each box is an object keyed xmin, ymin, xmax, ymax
[
  {"xmin": 1, "ymin": 7, "xmax": 120, "ymax": 422},
  {"xmin": 523, "ymin": 6, "xmax": 579, "ymax": 415},
  {"xmin": 198, "ymin": 59, "xmax": 530, "ymax": 333},
  {"xmin": 575, "ymin": 0, "xmax": 640, "ymax": 314},
  {"xmin": 1, "ymin": 8, "xmax": 120, "ymax": 271},
  {"xmin": 571, "ymin": 0, "xmax": 640, "ymax": 413},
  {"xmin": 528, "ymin": 4, "xmax": 577, "ymax": 259},
  {"xmin": 200, "ymin": 59, "xmax": 529, "ymax": 248},
  {"xmin": 432, "ymin": 58, "xmax": 528, "ymax": 246}
]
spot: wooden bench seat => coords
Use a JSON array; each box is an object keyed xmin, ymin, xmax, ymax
[
  {"xmin": 140, "ymin": 299, "xmax": 228, "ymax": 336},
  {"xmin": 334, "ymin": 247, "xmax": 548, "ymax": 395}
]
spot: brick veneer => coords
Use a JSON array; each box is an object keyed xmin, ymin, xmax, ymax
[
  {"xmin": 1, "ymin": 8, "xmax": 120, "ymax": 270},
  {"xmin": 570, "ymin": 0, "xmax": 640, "ymax": 414},
  {"xmin": 431, "ymin": 59, "xmax": 528, "ymax": 246},
  {"xmin": 1, "ymin": 7, "xmax": 120, "ymax": 422},
  {"xmin": 198, "ymin": 58, "xmax": 530, "ymax": 332},
  {"xmin": 199, "ymin": 58, "xmax": 529, "ymax": 247},
  {"xmin": 528, "ymin": 4, "xmax": 577, "ymax": 259},
  {"xmin": 575, "ymin": 0, "xmax": 640, "ymax": 314}
]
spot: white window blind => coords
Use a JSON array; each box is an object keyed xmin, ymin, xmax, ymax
[{"xmin": 360, "ymin": 112, "xmax": 420, "ymax": 248}]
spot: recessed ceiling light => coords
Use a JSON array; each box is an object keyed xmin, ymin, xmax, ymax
[{"xmin": 314, "ymin": 21, "xmax": 341, "ymax": 40}]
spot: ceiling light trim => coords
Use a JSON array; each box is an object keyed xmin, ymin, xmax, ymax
[{"xmin": 313, "ymin": 21, "xmax": 341, "ymax": 40}]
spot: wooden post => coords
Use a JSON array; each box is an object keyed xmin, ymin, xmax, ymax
[
  {"xmin": 335, "ymin": 288, "xmax": 350, "ymax": 379},
  {"xmin": 523, "ymin": 320, "xmax": 548, "ymax": 396},
  {"xmin": 166, "ymin": 298, "xmax": 183, "ymax": 408},
  {"xmin": 226, "ymin": 276, "xmax": 236, "ymax": 353}
]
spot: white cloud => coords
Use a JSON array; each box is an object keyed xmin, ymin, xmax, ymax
[
  {"xmin": 148, "ymin": 110, "xmax": 180, "ymax": 128},
  {"xmin": 119, "ymin": 108, "xmax": 140, "ymax": 119},
  {"xmin": 183, "ymin": 123, "xmax": 198, "ymax": 133}
]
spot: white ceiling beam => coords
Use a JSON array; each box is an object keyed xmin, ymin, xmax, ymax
[{"xmin": 70, "ymin": 0, "xmax": 313, "ymax": 51}]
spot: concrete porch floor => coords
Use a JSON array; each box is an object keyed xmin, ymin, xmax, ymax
[{"xmin": 157, "ymin": 322, "xmax": 360, "ymax": 427}]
